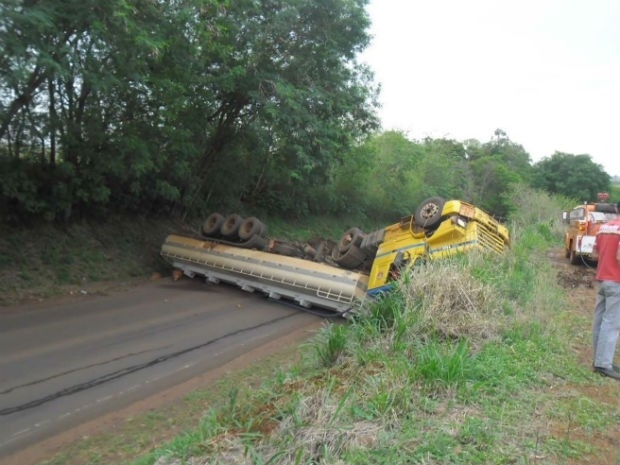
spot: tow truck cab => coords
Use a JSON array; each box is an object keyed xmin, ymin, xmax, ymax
[{"xmin": 563, "ymin": 193, "xmax": 618, "ymax": 265}]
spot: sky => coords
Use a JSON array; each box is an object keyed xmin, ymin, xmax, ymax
[{"xmin": 360, "ymin": 0, "xmax": 620, "ymax": 177}]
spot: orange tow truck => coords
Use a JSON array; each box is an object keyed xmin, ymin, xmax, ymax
[{"xmin": 563, "ymin": 192, "xmax": 619, "ymax": 265}]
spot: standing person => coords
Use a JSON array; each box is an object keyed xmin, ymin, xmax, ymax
[{"xmin": 591, "ymin": 201, "xmax": 620, "ymax": 380}]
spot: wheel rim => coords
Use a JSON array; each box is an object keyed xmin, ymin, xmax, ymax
[{"xmin": 420, "ymin": 203, "xmax": 439, "ymax": 221}]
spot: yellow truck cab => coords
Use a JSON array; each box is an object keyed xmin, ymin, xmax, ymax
[{"xmin": 365, "ymin": 198, "xmax": 510, "ymax": 295}]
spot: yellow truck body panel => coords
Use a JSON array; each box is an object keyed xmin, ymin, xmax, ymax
[{"xmin": 366, "ymin": 200, "xmax": 509, "ymax": 295}]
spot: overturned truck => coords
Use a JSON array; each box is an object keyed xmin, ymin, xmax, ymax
[{"xmin": 160, "ymin": 197, "xmax": 510, "ymax": 317}]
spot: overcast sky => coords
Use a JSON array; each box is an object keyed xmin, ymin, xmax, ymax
[{"xmin": 360, "ymin": 0, "xmax": 620, "ymax": 177}]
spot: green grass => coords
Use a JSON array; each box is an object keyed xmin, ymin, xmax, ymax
[{"xmin": 0, "ymin": 216, "xmax": 180, "ymax": 305}]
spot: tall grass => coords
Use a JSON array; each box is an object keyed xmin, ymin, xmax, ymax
[{"xmin": 124, "ymin": 189, "xmax": 618, "ymax": 464}]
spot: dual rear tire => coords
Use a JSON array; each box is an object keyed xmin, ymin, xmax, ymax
[{"xmin": 202, "ymin": 213, "xmax": 267, "ymax": 242}]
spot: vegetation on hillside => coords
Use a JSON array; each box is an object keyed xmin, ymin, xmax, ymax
[
  {"xmin": 1, "ymin": 0, "xmax": 378, "ymax": 221},
  {"xmin": 0, "ymin": 1, "xmax": 615, "ymax": 227},
  {"xmin": 0, "ymin": 216, "xmax": 183, "ymax": 305}
]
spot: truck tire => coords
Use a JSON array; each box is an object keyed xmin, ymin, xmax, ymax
[
  {"xmin": 332, "ymin": 244, "xmax": 367, "ymax": 269},
  {"xmin": 337, "ymin": 227, "xmax": 365, "ymax": 253},
  {"xmin": 220, "ymin": 214, "xmax": 244, "ymax": 238},
  {"xmin": 415, "ymin": 197, "xmax": 445, "ymax": 229},
  {"xmin": 238, "ymin": 217, "xmax": 266, "ymax": 240},
  {"xmin": 202, "ymin": 213, "xmax": 225, "ymax": 237}
]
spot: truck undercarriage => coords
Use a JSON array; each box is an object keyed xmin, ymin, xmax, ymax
[{"xmin": 160, "ymin": 198, "xmax": 510, "ymax": 317}]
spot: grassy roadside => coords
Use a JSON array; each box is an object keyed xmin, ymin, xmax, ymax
[
  {"xmin": 0, "ymin": 216, "xmax": 184, "ymax": 306},
  {"xmin": 3, "ymin": 190, "xmax": 620, "ymax": 464}
]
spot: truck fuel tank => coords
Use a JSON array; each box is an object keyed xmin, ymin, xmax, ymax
[{"xmin": 160, "ymin": 234, "xmax": 370, "ymax": 317}]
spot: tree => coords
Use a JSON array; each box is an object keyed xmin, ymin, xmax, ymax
[
  {"xmin": 461, "ymin": 129, "xmax": 533, "ymax": 216},
  {"xmin": 0, "ymin": 0, "xmax": 379, "ymax": 220},
  {"xmin": 362, "ymin": 131, "xmax": 424, "ymax": 218},
  {"xmin": 189, "ymin": 0, "xmax": 379, "ymax": 216},
  {"xmin": 0, "ymin": 0, "xmax": 184, "ymax": 217},
  {"xmin": 532, "ymin": 152, "xmax": 611, "ymax": 202},
  {"xmin": 417, "ymin": 137, "xmax": 469, "ymax": 201}
]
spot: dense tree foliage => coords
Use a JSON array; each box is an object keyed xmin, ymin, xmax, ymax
[
  {"xmin": 0, "ymin": 0, "xmax": 378, "ymax": 220},
  {"xmin": 531, "ymin": 152, "xmax": 611, "ymax": 202},
  {"xmin": 333, "ymin": 129, "xmax": 537, "ymax": 221},
  {"xmin": 0, "ymin": 1, "xmax": 615, "ymax": 225}
]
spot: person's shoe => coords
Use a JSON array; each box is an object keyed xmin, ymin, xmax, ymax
[
  {"xmin": 591, "ymin": 363, "xmax": 620, "ymax": 372},
  {"xmin": 594, "ymin": 366, "xmax": 620, "ymax": 380}
]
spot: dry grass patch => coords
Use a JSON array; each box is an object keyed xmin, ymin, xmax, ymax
[{"xmin": 397, "ymin": 257, "xmax": 507, "ymax": 344}]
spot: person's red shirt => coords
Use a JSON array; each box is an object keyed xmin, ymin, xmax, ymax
[{"xmin": 594, "ymin": 218, "xmax": 620, "ymax": 283}]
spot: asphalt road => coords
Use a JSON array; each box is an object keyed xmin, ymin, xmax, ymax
[{"xmin": 0, "ymin": 277, "xmax": 323, "ymax": 462}]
